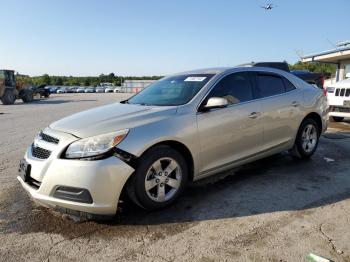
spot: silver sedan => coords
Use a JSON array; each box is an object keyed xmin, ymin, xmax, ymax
[{"xmin": 18, "ymin": 67, "xmax": 328, "ymax": 217}]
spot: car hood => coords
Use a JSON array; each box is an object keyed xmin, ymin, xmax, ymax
[
  {"xmin": 50, "ymin": 103, "xmax": 178, "ymax": 138},
  {"xmin": 331, "ymin": 78, "xmax": 350, "ymax": 88}
]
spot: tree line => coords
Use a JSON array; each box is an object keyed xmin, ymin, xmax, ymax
[
  {"xmin": 15, "ymin": 73, "xmax": 162, "ymax": 87},
  {"xmin": 289, "ymin": 62, "xmax": 336, "ymax": 79},
  {"xmin": 15, "ymin": 62, "xmax": 337, "ymax": 87}
]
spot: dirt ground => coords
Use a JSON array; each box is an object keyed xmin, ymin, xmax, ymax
[{"xmin": 0, "ymin": 93, "xmax": 350, "ymax": 262}]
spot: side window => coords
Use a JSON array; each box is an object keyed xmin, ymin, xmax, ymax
[
  {"xmin": 207, "ymin": 72, "xmax": 254, "ymax": 105},
  {"xmin": 284, "ymin": 79, "xmax": 296, "ymax": 92},
  {"xmin": 256, "ymin": 74, "xmax": 285, "ymax": 98}
]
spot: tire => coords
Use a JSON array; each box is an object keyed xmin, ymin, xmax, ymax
[
  {"xmin": 0, "ymin": 89, "xmax": 16, "ymax": 105},
  {"xmin": 289, "ymin": 118, "xmax": 320, "ymax": 159},
  {"xmin": 21, "ymin": 90, "xmax": 34, "ymax": 103},
  {"xmin": 127, "ymin": 145, "xmax": 188, "ymax": 210},
  {"xmin": 331, "ymin": 116, "xmax": 344, "ymax": 122}
]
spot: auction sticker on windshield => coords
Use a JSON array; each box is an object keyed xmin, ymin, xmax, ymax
[{"xmin": 184, "ymin": 76, "xmax": 207, "ymax": 82}]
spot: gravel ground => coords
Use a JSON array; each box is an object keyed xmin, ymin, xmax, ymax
[{"xmin": 1, "ymin": 93, "xmax": 350, "ymax": 262}]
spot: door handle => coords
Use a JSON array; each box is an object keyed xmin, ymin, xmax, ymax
[
  {"xmin": 248, "ymin": 112, "xmax": 261, "ymax": 119},
  {"xmin": 291, "ymin": 101, "xmax": 300, "ymax": 107}
]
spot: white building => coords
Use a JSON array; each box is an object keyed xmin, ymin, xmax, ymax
[
  {"xmin": 122, "ymin": 80, "xmax": 156, "ymax": 93},
  {"xmin": 302, "ymin": 40, "xmax": 350, "ymax": 82}
]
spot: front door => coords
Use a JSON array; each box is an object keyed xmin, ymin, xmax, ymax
[{"xmin": 196, "ymin": 72, "xmax": 264, "ymax": 175}]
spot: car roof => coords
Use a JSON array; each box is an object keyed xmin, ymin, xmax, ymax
[
  {"xmin": 169, "ymin": 66, "xmax": 307, "ymax": 89},
  {"xmin": 174, "ymin": 67, "xmax": 232, "ymax": 75},
  {"xmin": 175, "ymin": 66, "xmax": 290, "ymax": 76}
]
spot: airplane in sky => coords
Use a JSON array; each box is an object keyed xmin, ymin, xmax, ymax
[{"xmin": 261, "ymin": 3, "xmax": 276, "ymax": 10}]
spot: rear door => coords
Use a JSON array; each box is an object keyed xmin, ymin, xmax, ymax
[
  {"xmin": 196, "ymin": 71, "xmax": 264, "ymax": 174},
  {"xmin": 254, "ymin": 72, "xmax": 302, "ymax": 150}
]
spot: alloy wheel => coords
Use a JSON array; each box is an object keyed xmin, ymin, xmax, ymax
[
  {"xmin": 301, "ymin": 124, "xmax": 318, "ymax": 153},
  {"xmin": 144, "ymin": 157, "xmax": 182, "ymax": 202}
]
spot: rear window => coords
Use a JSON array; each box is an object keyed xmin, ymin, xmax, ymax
[{"xmin": 256, "ymin": 74, "xmax": 285, "ymax": 98}]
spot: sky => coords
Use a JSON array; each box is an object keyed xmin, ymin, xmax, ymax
[{"xmin": 0, "ymin": 0, "xmax": 349, "ymax": 76}]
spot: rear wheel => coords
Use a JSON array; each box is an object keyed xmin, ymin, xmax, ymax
[
  {"xmin": 289, "ymin": 118, "xmax": 320, "ymax": 159},
  {"xmin": 0, "ymin": 89, "xmax": 16, "ymax": 105},
  {"xmin": 127, "ymin": 145, "xmax": 188, "ymax": 210},
  {"xmin": 331, "ymin": 116, "xmax": 344, "ymax": 122},
  {"xmin": 21, "ymin": 90, "xmax": 34, "ymax": 103}
]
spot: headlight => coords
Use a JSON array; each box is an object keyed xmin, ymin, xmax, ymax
[{"xmin": 65, "ymin": 129, "xmax": 129, "ymax": 159}]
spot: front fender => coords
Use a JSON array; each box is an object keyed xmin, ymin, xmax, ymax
[{"xmin": 117, "ymin": 112, "xmax": 201, "ymax": 176}]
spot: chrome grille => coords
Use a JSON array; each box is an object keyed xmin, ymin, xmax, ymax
[
  {"xmin": 40, "ymin": 132, "xmax": 59, "ymax": 144},
  {"xmin": 335, "ymin": 88, "xmax": 350, "ymax": 97},
  {"xmin": 32, "ymin": 145, "xmax": 51, "ymax": 159}
]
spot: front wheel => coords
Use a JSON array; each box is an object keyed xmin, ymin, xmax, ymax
[
  {"xmin": 289, "ymin": 118, "xmax": 320, "ymax": 159},
  {"xmin": 1, "ymin": 89, "xmax": 16, "ymax": 105},
  {"xmin": 127, "ymin": 145, "xmax": 188, "ymax": 210}
]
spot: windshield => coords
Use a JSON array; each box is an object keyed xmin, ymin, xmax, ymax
[{"xmin": 127, "ymin": 74, "xmax": 214, "ymax": 106}]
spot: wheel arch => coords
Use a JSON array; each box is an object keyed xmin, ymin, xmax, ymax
[
  {"xmin": 302, "ymin": 112, "xmax": 323, "ymax": 135},
  {"xmin": 138, "ymin": 140, "xmax": 195, "ymax": 182},
  {"xmin": 119, "ymin": 139, "xmax": 195, "ymax": 209}
]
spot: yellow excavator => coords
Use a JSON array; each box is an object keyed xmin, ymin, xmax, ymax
[{"xmin": 0, "ymin": 69, "xmax": 49, "ymax": 105}]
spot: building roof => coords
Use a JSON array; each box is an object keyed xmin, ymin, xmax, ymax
[{"xmin": 302, "ymin": 41, "xmax": 350, "ymax": 63}]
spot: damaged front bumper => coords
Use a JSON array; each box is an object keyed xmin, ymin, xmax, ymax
[{"xmin": 17, "ymin": 128, "xmax": 135, "ymax": 216}]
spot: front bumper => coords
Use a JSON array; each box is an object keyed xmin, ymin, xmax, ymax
[
  {"xmin": 329, "ymin": 106, "xmax": 350, "ymax": 118},
  {"xmin": 18, "ymin": 128, "xmax": 135, "ymax": 215},
  {"xmin": 329, "ymin": 111, "xmax": 350, "ymax": 118}
]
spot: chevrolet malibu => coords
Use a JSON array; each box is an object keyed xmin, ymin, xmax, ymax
[{"xmin": 18, "ymin": 67, "xmax": 328, "ymax": 217}]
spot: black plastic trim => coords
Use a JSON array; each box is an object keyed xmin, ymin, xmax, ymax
[
  {"xmin": 53, "ymin": 186, "xmax": 93, "ymax": 204},
  {"xmin": 60, "ymin": 146, "xmax": 138, "ymax": 166}
]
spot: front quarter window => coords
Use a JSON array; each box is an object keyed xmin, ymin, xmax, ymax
[{"xmin": 127, "ymin": 74, "xmax": 214, "ymax": 106}]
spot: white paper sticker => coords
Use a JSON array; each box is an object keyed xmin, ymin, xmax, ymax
[{"xmin": 184, "ymin": 77, "xmax": 207, "ymax": 82}]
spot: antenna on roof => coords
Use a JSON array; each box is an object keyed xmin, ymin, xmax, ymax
[
  {"xmin": 326, "ymin": 38, "xmax": 343, "ymax": 54},
  {"xmin": 294, "ymin": 49, "xmax": 304, "ymax": 60}
]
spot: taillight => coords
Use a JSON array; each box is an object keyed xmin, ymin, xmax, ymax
[
  {"xmin": 320, "ymin": 76, "xmax": 325, "ymax": 88},
  {"xmin": 323, "ymin": 87, "xmax": 327, "ymax": 96},
  {"xmin": 320, "ymin": 76, "xmax": 326, "ymax": 96}
]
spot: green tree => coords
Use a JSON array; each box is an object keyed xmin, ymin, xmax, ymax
[
  {"xmin": 55, "ymin": 77, "xmax": 63, "ymax": 86},
  {"xmin": 41, "ymin": 74, "xmax": 51, "ymax": 85},
  {"xmin": 289, "ymin": 62, "xmax": 336, "ymax": 79},
  {"xmin": 83, "ymin": 78, "xmax": 91, "ymax": 86}
]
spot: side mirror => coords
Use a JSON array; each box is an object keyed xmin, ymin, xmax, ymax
[
  {"xmin": 346, "ymin": 72, "xmax": 350, "ymax": 79},
  {"xmin": 202, "ymin": 97, "xmax": 228, "ymax": 111}
]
